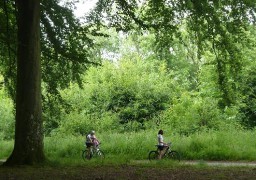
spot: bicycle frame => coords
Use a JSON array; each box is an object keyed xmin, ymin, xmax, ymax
[
  {"xmin": 156, "ymin": 143, "xmax": 171, "ymax": 153},
  {"xmin": 88, "ymin": 146, "xmax": 100, "ymax": 155},
  {"xmin": 82, "ymin": 143, "xmax": 104, "ymax": 161}
]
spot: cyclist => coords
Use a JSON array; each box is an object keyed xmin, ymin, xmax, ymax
[
  {"xmin": 86, "ymin": 130, "xmax": 100, "ymax": 150},
  {"xmin": 157, "ymin": 129, "xmax": 168, "ymax": 159}
]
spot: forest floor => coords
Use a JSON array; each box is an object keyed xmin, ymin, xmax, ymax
[{"xmin": 1, "ymin": 160, "xmax": 256, "ymax": 179}]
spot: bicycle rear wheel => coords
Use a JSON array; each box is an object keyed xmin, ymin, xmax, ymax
[
  {"xmin": 167, "ymin": 150, "xmax": 180, "ymax": 161},
  {"xmin": 82, "ymin": 150, "xmax": 92, "ymax": 160},
  {"xmin": 148, "ymin": 151, "xmax": 159, "ymax": 161}
]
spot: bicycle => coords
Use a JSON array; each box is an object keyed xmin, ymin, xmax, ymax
[
  {"xmin": 148, "ymin": 142, "xmax": 180, "ymax": 161},
  {"xmin": 82, "ymin": 143, "xmax": 105, "ymax": 160}
]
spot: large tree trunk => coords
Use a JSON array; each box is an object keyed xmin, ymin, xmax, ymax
[{"xmin": 4, "ymin": 0, "xmax": 45, "ymax": 165}]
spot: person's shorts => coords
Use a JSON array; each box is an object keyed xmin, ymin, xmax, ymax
[
  {"xmin": 157, "ymin": 145, "xmax": 164, "ymax": 150},
  {"xmin": 86, "ymin": 142, "xmax": 93, "ymax": 148}
]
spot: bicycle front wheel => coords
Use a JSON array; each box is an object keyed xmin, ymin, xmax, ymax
[
  {"xmin": 82, "ymin": 150, "xmax": 92, "ymax": 161},
  {"xmin": 148, "ymin": 151, "xmax": 159, "ymax": 161},
  {"xmin": 94, "ymin": 150, "xmax": 105, "ymax": 160},
  {"xmin": 167, "ymin": 151, "xmax": 180, "ymax": 161}
]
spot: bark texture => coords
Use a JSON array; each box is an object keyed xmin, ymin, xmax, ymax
[{"xmin": 4, "ymin": 0, "xmax": 45, "ymax": 165}]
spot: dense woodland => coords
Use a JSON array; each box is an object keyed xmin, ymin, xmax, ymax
[{"xmin": 0, "ymin": 0, "xmax": 256, "ymax": 165}]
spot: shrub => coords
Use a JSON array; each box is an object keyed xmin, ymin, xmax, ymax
[{"xmin": 158, "ymin": 92, "xmax": 241, "ymax": 136}]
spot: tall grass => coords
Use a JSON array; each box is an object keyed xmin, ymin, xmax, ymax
[
  {"xmin": 43, "ymin": 128, "xmax": 256, "ymax": 163},
  {"xmin": 173, "ymin": 128, "xmax": 256, "ymax": 161},
  {"xmin": 1, "ymin": 128, "xmax": 256, "ymax": 164}
]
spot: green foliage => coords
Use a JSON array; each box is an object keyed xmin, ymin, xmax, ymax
[
  {"xmin": 89, "ymin": 0, "xmax": 256, "ymax": 109},
  {"xmin": 158, "ymin": 92, "xmax": 242, "ymax": 136},
  {"xmin": 0, "ymin": 1, "xmax": 17, "ymax": 100},
  {"xmin": 0, "ymin": 1, "xmax": 100, "ymax": 133},
  {"xmin": 57, "ymin": 112, "xmax": 118, "ymax": 135},
  {"xmin": 0, "ymin": 88, "xmax": 14, "ymax": 140},
  {"xmin": 0, "ymin": 140, "xmax": 13, "ymax": 159},
  {"xmin": 239, "ymin": 27, "xmax": 256, "ymax": 127},
  {"xmin": 60, "ymin": 58, "xmax": 180, "ymax": 133},
  {"xmin": 105, "ymin": 59, "xmax": 171, "ymax": 124},
  {"xmin": 241, "ymin": 68, "xmax": 256, "ymax": 127}
]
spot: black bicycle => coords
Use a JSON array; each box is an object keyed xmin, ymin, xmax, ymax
[
  {"xmin": 82, "ymin": 144, "xmax": 105, "ymax": 160},
  {"xmin": 148, "ymin": 142, "xmax": 180, "ymax": 161}
]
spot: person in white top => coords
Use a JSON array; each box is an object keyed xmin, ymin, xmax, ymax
[
  {"xmin": 86, "ymin": 130, "xmax": 100, "ymax": 149},
  {"xmin": 157, "ymin": 129, "xmax": 168, "ymax": 159}
]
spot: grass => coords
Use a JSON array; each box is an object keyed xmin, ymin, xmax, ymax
[{"xmin": 1, "ymin": 128, "xmax": 256, "ymax": 164}]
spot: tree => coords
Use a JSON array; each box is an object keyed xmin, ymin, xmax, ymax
[
  {"xmin": 3, "ymin": 0, "xmax": 44, "ymax": 165},
  {"xmin": 0, "ymin": 0, "xmax": 101, "ymax": 165},
  {"xmin": 88, "ymin": 0, "xmax": 256, "ymax": 108},
  {"xmin": 1, "ymin": 0, "xmax": 101, "ymax": 135}
]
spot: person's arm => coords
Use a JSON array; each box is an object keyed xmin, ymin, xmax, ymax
[
  {"xmin": 162, "ymin": 136, "xmax": 168, "ymax": 146},
  {"xmin": 94, "ymin": 136, "xmax": 100, "ymax": 144},
  {"xmin": 88, "ymin": 135, "xmax": 93, "ymax": 143}
]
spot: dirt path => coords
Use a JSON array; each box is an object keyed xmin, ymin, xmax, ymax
[
  {"xmin": 132, "ymin": 160, "xmax": 256, "ymax": 167},
  {"xmin": 1, "ymin": 160, "xmax": 256, "ymax": 179},
  {"xmin": 182, "ymin": 160, "xmax": 256, "ymax": 167},
  {"xmin": 2, "ymin": 159, "xmax": 256, "ymax": 167},
  {"xmin": 1, "ymin": 163, "xmax": 256, "ymax": 180}
]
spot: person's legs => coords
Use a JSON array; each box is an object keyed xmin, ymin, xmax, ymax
[
  {"xmin": 159, "ymin": 146, "xmax": 168, "ymax": 159},
  {"xmin": 157, "ymin": 149, "xmax": 161, "ymax": 159},
  {"xmin": 86, "ymin": 143, "xmax": 93, "ymax": 158},
  {"xmin": 158, "ymin": 146, "xmax": 164, "ymax": 159}
]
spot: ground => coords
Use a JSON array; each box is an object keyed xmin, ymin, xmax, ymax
[{"xmin": 1, "ymin": 163, "xmax": 256, "ymax": 180}]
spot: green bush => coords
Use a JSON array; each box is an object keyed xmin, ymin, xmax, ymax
[
  {"xmin": 0, "ymin": 140, "xmax": 13, "ymax": 159},
  {"xmin": 158, "ymin": 92, "xmax": 241, "ymax": 136},
  {"xmin": 0, "ymin": 89, "xmax": 14, "ymax": 140},
  {"xmin": 57, "ymin": 112, "xmax": 119, "ymax": 135},
  {"xmin": 59, "ymin": 59, "xmax": 181, "ymax": 133}
]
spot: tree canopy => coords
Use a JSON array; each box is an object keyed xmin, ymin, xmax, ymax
[
  {"xmin": 88, "ymin": 0, "xmax": 256, "ymax": 108},
  {"xmin": 0, "ymin": 0, "xmax": 98, "ymax": 100}
]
